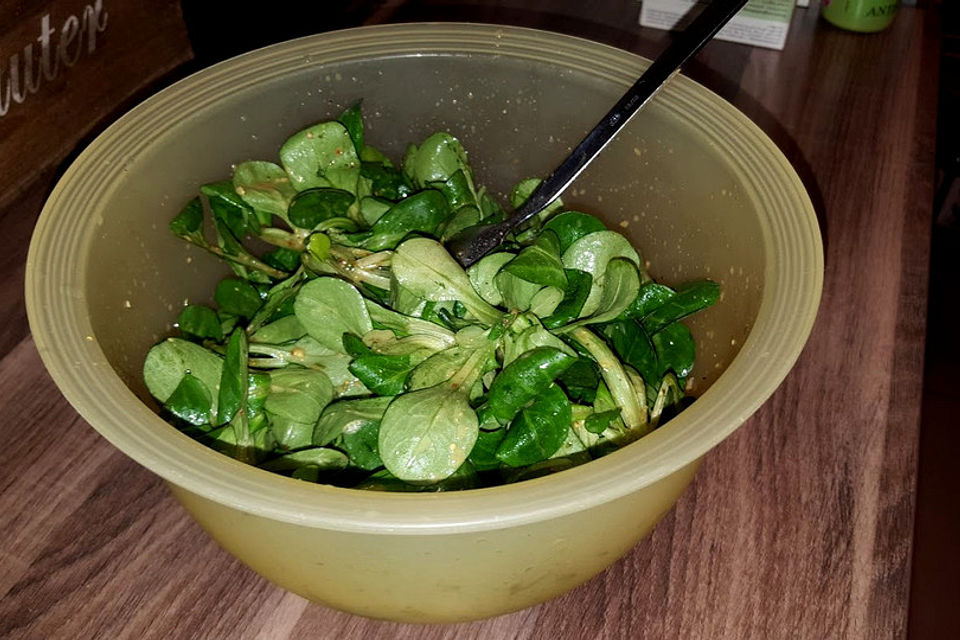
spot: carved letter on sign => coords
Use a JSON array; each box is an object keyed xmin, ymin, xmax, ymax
[{"xmin": 0, "ymin": 1, "xmax": 193, "ymax": 210}]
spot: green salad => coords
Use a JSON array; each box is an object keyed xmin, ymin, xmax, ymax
[{"xmin": 143, "ymin": 102, "xmax": 719, "ymax": 491}]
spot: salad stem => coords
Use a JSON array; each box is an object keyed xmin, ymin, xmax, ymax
[
  {"xmin": 304, "ymin": 246, "xmax": 392, "ymax": 290},
  {"xmin": 179, "ymin": 234, "xmax": 287, "ymax": 279},
  {"xmin": 570, "ymin": 326, "xmax": 648, "ymax": 435},
  {"xmin": 258, "ymin": 227, "xmax": 306, "ymax": 251}
]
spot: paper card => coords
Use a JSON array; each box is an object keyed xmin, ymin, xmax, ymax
[{"xmin": 640, "ymin": 0, "xmax": 797, "ymax": 50}]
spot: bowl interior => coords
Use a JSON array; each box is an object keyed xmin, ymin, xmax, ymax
[
  {"xmin": 86, "ymin": 49, "xmax": 762, "ymax": 403},
  {"xmin": 28, "ymin": 24, "xmax": 819, "ymax": 533}
]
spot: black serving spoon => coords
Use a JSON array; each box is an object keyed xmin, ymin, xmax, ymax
[{"xmin": 446, "ymin": 0, "xmax": 750, "ymax": 267}]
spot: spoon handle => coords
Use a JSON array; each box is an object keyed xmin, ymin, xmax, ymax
[{"xmin": 508, "ymin": 0, "xmax": 749, "ymax": 229}]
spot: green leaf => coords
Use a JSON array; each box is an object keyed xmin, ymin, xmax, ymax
[
  {"xmin": 640, "ymin": 280, "xmax": 720, "ymax": 335},
  {"xmin": 248, "ymin": 336, "xmax": 367, "ymax": 397},
  {"xmin": 407, "ymin": 345, "xmax": 474, "ymax": 390},
  {"xmin": 388, "ymin": 283, "xmax": 429, "ymax": 318},
  {"xmin": 291, "ymin": 466, "xmax": 321, "ymax": 482},
  {"xmin": 210, "ymin": 216, "xmax": 275, "ymax": 284},
  {"xmin": 486, "ymin": 346, "xmax": 577, "ymax": 423},
  {"xmin": 321, "ymin": 357, "xmax": 373, "ymax": 398},
  {"xmin": 246, "ymin": 270, "xmax": 305, "ymax": 334},
  {"xmin": 360, "ymin": 144, "xmax": 391, "ymax": 164},
  {"xmin": 467, "ymin": 252, "xmax": 514, "ymax": 307},
  {"xmin": 358, "ymin": 195, "xmax": 393, "ymax": 225},
  {"xmin": 177, "ymin": 305, "xmax": 223, "ymax": 342},
  {"xmin": 266, "ymin": 415, "xmax": 314, "ymax": 452},
  {"xmin": 287, "ymin": 187, "xmax": 355, "ymax": 230},
  {"xmin": 170, "ymin": 196, "xmax": 204, "ymax": 236},
  {"xmin": 205, "ymin": 417, "xmax": 276, "ymax": 462},
  {"xmin": 403, "ymin": 132, "xmax": 475, "ymax": 191},
  {"xmin": 528, "ymin": 285, "xmax": 563, "ymax": 318},
  {"xmin": 593, "ymin": 380, "xmax": 618, "ymax": 413},
  {"xmin": 338, "ymin": 100, "xmax": 364, "ymax": 152},
  {"xmin": 363, "ymin": 189, "xmax": 451, "ymax": 251},
  {"xmin": 164, "ymin": 373, "xmax": 213, "ymax": 426},
  {"xmin": 496, "ymin": 384, "xmax": 571, "ymax": 467},
  {"xmin": 602, "ymin": 320, "xmax": 659, "ymax": 387},
  {"xmin": 541, "ymin": 269, "xmax": 592, "ymax": 329},
  {"xmin": 348, "ymin": 353, "xmax": 414, "ymax": 396},
  {"xmin": 651, "ymin": 322, "xmax": 697, "ymax": 379},
  {"xmin": 433, "ymin": 169, "xmax": 476, "ymax": 210},
  {"xmin": 617, "ymin": 282, "xmax": 676, "ymax": 321},
  {"xmin": 247, "ymin": 371, "xmax": 271, "ymax": 412},
  {"xmin": 280, "ymin": 121, "xmax": 360, "ymax": 193},
  {"xmin": 441, "ymin": 205, "xmax": 481, "ymax": 242},
  {"xmin": 218, "ymin": 311, "xmax": 239, "ymax": 337},
  {"xmin": 217, "ymin": 329, "xmax": 249, "ymax": 426},
  {"xmin": 354, "ymin": 464, "xmax": 477, "ymax": 491},
  {"xmin": 509, "ymin": 178, "xmax": 563, "ymax": 220},
  {"xmin": 341, "ymin": 420, "xmax": 383, "ymax": 470},
  {"xmin": 392, "ymin": 238, "xmax": 502, "ymax": 326},
  {"xmin": 341, "ymin": 332, "xmax": 372, "ymax": 358},
  {"xmin": 501, "ymin": 319, "xmax": 575, "ymax": 366},
  {"xmin": 562, "ymin": 230, "xmax": 642, "ymax": 317},
  {"xmin": 468, "ymin": 427, "xmax": 506, "ymax": 471},
  {"xmin": 422, "ymin": 302, "xmax": 459, "ymax": 330},
  {"xmin": 294, "ymin": 277, "xmax": 373, "ymax": 353},
  {"xmin": 202, "ymin": 180, "xmax": 261, "ymax": 235},
  {"xmin": 502, "ymin": 231, "xmax": 568, "ymax": 289},
  {"xmin": 262, "ymin": 247, "xmax": 302, "ymax": 272},
  {"xmin": 307, "ymin": 233, "xmax": 331, "ymax": 261},
  {"xmin": 264, "ymin": 369, "xmax": 334, "ymax": 449},
  {"xmin": 378, "ymin": 384, "xmax": 479, "ymax": 483},
  {"xmin": 359, "ymin": 163, "xmax": 413, "ymax": 201},
  {"xmin": 362, "ymin": 329, "xmax": 450, "ymax": 357},
  {"xmin": 495, "ymin": 270, "xmax": 542, "ymax": 312},
  {"xmin": 364, "ymin": 299, "xmax": 456, "ymax": 348},
  {"xmin": 259, "ymin": 447, "xmax": 349, "ymax": 472},
  {"xmin": 215, "ymin": 278, "xmax": 263, "ymax": 319},
  {"xmin": 624, "ymin": 365, "xmax": 648, "ymax": 413},
  {"xmin": 144, "ymin": 338, "xmax": 223, "ymax": 416},
  {"xmin": 233, "ymin": 160, "xmax": 296, "ymax": 222},
  {"xmin": 583, "ymin": 258, "xmax": 639, "ymax": 323},
  {"xmin": 556, "ymin": 357, "xmax": 600, "ymax": 404},
  {"xmin": 570, "ymin": 327, "xmax": 647, "ymax": 435},
  {"xmin": 585, "ymin": 408, "xmax": 621, "ymax": 435},
  {"xmin": 314, "ymin": 395, "xmax": 392, "ymax": 446},
  {"xmin": 479, "ymin": 190, "xmax": 505, "ymax": 222},
  {"xmin": 542, "ymin": 211, "xmax": 607, "ymax": 252},
  {"xmin": 476, "ymin": 402, "xmax": 501, "ymax": 430},
  {"xmin": 558, "ymin": 258, "xmax": 640, "ymax": 330}
]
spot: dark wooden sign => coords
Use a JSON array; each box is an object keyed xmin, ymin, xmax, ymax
[
  {"xmin": 0, "ymin": 0, "xmax": 192, "ymax": 356},
  {"xmin": 0, "ymin": 0, "xmax": 193, "ymax": 210}
]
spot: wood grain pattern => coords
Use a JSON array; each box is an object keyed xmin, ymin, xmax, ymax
[{"xmin": 0, "ymin": 3, "xmax": 938, "ymax": 639}]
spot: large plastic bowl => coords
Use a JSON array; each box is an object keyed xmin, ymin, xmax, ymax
[{"xmin": 26, "ymin": 24, "xmax": 822, "ymax": 622}]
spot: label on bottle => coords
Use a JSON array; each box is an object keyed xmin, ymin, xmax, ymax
[{"xmin": 821, "ymin": 0, "xmax": 900, "ymax": 32}]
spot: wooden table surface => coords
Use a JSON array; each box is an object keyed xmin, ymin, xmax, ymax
[{"xmin": 0, "ymin": 3, "xmax": 940, "ymax": 639}]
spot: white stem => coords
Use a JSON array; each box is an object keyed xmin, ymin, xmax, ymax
[{"xmin": 570, "ymin": 327, "xmax": 648, "ymax": 435}]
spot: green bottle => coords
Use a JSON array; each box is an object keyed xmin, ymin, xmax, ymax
[{"xmin": 821, "ymin": 0, "xmax": 900, "ymax": 33}]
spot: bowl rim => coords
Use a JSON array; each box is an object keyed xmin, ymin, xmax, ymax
[{"xmin": 26, "ymin": 22, "xmax": 823, "ymax": 534}]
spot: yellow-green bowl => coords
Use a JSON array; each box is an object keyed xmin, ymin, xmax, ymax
[{"xmin": 26, "ymin": 24, "xmax": 821, "ymax": 622}]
